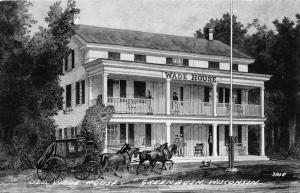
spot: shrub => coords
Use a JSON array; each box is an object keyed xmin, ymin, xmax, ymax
[{"xmin": 81, "ymin": 95, "xmax": 114, "ymax": 152}]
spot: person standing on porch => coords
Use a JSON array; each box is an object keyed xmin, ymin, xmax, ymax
[
  {"xmin": 178, "ymin": 133, "xmax": 184, "ymax": 157},
  {"xmin": 208, "ymin": 132, "xmax": 213, "ymax": 156},
  {"xmin": 146, "ymin": 90, "xmax": 153, "ymax": 114},
  {"xmin": 173, "ymin": 134, "xmax": 179, "ymax": 156},
  {"xmin": 172, "ymin": 92, "xmax": 179, "ymax": 114}
]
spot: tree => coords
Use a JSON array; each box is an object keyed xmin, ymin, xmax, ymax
[
  {"xmin": 81, "ymin": 95, "xmax": 114, "ymax": 152},
  {"xmin": 194, "ymin": 13, "xmax": 247, "ymax": 50},
  {"xmin": 0, "ymin": 0, "xmax": 80, "ymax": 168}
]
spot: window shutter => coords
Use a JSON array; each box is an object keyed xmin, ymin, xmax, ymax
[
  {"xmin": 76, "ymin": 82, "xmax": 80, "ymax": 105},
  {"xmin": 64, "ymin": 56, "xmax": 68, "ymax": 71},
  {"xmin": 81, "ymin": 80, "xmax": 85, "ymax": 104},
  {"xmin": 71, "ymin": 50, "xmax": 75, "ymax": 68}
]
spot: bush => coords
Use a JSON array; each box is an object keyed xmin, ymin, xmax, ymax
[
  {"xmin": 81, "ymin": 95, "xmax": 114, "ymax": 152},
  {"xmin": 0, "ymin": 117, "xmax": 56, "ymax": 170}
]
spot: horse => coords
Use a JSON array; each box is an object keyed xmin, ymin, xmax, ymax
[
  {"xmin": 136, "ymin": 143, "xmax": 177, "ymax": 174},
  {"xmin": 101, "ymin": 146, "xmax": 139, "ymax": 178}
]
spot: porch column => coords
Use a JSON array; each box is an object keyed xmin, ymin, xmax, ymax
[
  {"xmin": 260, "ymin": 86, "xmax": 264, "ymax": 117},
  {"xmin": 212, "ymin": 123, "xmax": 218, "ymax": 157},
  {"xmin": 260, "ymin": 124, "xmax": 265, "ymax": 156},
  {"xmin": 166, "ymin": 122, "xmax": 171, "ymax": 144},
  {"xmin": 102, "ymin": 72, "xmax": 108, "ymax": 105},
  {"xmin": 89, "ymin": 78, "xmax": 93, "ymax": 107},
  {"xmin": 166, "ymin": 79, "xmax": 171, "ymax": 115},
  {"xmin": 213, "ymin": 83, "xmax": 217, "ymax": 116},
  {"xmin": 104, "ymin": 126, "xmax": 108, "ymax": 153},
  {"xmin": 126, "ymin": 123, "xmax": 129, "ymax": 143}
]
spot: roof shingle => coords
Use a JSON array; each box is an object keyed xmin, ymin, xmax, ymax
[{"xmin": 75, "ymin": 24, "xmax": 252, "ymax": 59}]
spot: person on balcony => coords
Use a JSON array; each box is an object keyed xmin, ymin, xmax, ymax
[
  {"xmin": 172, "ymin": 92, "xmax": 179, "ymax": 114},
  {"xmin": 146, "ymin": 90, "xmax": 153, "ymax": 115}
]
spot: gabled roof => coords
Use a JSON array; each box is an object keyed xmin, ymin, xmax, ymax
[{"xmin": 75, "ymin": 24, "xmax": 252, "ymax": 60}]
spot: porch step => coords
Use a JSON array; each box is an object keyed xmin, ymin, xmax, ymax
[{"xmin": 171, "ymin": 155, "xmax": 269, "ymax": 163}]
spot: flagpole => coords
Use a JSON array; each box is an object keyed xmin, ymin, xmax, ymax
[{"xmin": 226, "ymin": 0, "xmax": 238, "ymax": 173}]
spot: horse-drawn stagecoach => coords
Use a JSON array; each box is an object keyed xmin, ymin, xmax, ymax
[{"xmin": 36, "ymin": 137, "xmax": 177, "ymax": 182}]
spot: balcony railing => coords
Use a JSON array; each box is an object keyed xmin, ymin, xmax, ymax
[
  {"xmin": 217, "ymin": 103, "xmax": 261, "ymax": 117},
  {"xmin": 107, "ymin": 97, "xmax": 165, "ymax": 114},
  {"xmin": 171, "ymin": 100, "xmax": 212, "ymax": 115},
  {"xmin": 91, "ymin": 98, "xmax": 261, "ymax": 117}
]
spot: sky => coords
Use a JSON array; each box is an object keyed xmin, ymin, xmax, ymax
[{"xmin": 28, "ymin": 0, "xmax": 300, "ymax": 37}]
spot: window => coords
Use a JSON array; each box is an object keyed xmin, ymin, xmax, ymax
[
  {"xmin": 120, "ymin": 80, "xmax": 126, "ymax": 98},
  {"xmin": 237, "ymin": 125, "xmax": 242, "ymax": 143},
  {"xmin": 64, "ymin": 49, "xmax": 75, "ymax": 72},
  {"xmin": 107, "ymin": 124, "xmax": 118, "ymax": 146},
  {"xmin": 70, "ymin": 127, "xmax": 76, "ymax": 138},
  {"xmin": 233, "ymin": 63, "xmax": 239, "ymax": 71},
  {"xmin": 66, "ymin": 84, "xmax": 72, "ymax": 108},
  {"xmin": 108, "ymin": 52, "xmax": 120, "ymax": 60},
  {"xmin": 218, "ymin": 88, "xmax": 223, "ymax": 103},
  {"xmin": 58, "ymin": 129, "xmax": 63, "ymax": 139},
  {"xmin": 204, "ymin": 87, "xmax": 210, "ymax": 102},
  {"xmin": 145, "ymin": 124, "xmax": 151, "ymax": 147},
  {"xmin": 183, "ymin": 59, "xmax": 189, "ymax": 66},
  {"xmin": 166, "ymin": 57, "xmax": 174, "ymax": 64},
  {"xmin": 108, "ymin": 79, "xmax": 113, "ymax": 97},
  {"xmin": 64, "ymin": 128, "xmax": 68, "ymax": 139},
  {"xmin": 134, "ymin": 54, "xmax": 146, "ymax": 62},
  {"xmin": 120, "ymin": 124, "xmax": 126, "ymax": 144},
  {"xmin": 208, "ymin": 61, "xmax": 220, "ymax": 69},
  {"xmin": 134, "ymin": 81, "xmax": 146, "ymax": 98},
  {"xmin": 75, "ymin": 80, "xmax": 85, "ymax": 105}
]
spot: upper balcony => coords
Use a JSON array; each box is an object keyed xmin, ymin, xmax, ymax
[{"xmin": 92, "ymin": 97, "xmax": 261, "ymax": 117}]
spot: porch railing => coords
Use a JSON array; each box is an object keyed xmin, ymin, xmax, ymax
[
  {"xmin": 91, "ymin": 98, "xmax": 261, "ymax": 117},
  {"xmin": 107, "ymin": 97, "xmax": 165, "ymax": 114},
  {"xmin": 171, "ymin": 100, "xmax": 212, "ymax": 115},
  {"xmin": 217, "ymin": 103, "xmax": 261, "ymax": 117}
]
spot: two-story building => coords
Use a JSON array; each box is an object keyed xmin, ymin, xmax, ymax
[{"xmin": 54, "ymin": 24, "xmax": 270, "ymax": 160}]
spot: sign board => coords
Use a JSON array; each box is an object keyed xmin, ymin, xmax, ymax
[{"xmin": 162, "ymin": 72, "xmax": 218, "ymax": 83}]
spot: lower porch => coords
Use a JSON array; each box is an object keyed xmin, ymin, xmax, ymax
[{"xmin": 105, "ymin": 122, "xmax": 266, "ymax": 158}]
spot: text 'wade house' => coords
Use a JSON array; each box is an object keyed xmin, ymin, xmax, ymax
[{"xmin": 54, "ymin": 24, "xmax": 271, "ymax": 161}]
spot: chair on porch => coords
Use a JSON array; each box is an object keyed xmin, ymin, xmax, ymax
[{"xmin": 194, "ymin": 143, "xmax": 204, "ymax": 156}]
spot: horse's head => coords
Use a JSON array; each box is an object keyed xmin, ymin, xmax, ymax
[
  {"xmin": 129, "ymin": 147, "xmax": 139, "ymax": 158},
  {"xmin": 119, "ymin": 143, "xmax": 132, "ymax": 153}
]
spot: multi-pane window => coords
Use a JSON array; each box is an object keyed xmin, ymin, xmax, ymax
[
  {"xmin": 108, "ymin": 52, "xmax": 120, "ymax": 60},
  {"xmin": 107, "ymin": 124, "xmax": 118, "ymax": 146},
  {"xmin": 134, "ymin": 54, "xmax": 146, "ymax": 62},
  {"xmin": 183, "ymin": 58, "xmax": 189, "ymax": 66},
  {"xmin": 233, "ymin": 63, "xmax": 239, "ymax": 71},
  {"xmin": 75, "ymin": 80, "xmax": 85, "ymax": 105},
  {"xmin": 66, "ymin": 84, "xmax": 72, "ymax": 108},
  {"xmin": 64, "ymin": 49, "xmax": 75, "ymax": 72},
  {"xmin": 166, "ymin": 57, "xmax": 174, "ymax": 64},
  {"xmin": 208, "ymin": 61, "xmax": 220, "ymax": 69},
  {"xmin": 58, "ymin": 129, "xmax": 63, "ymax": 139},
  {"xmin": 64, "ymin": 128, "xmax": 68, "ymax": 139}
]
